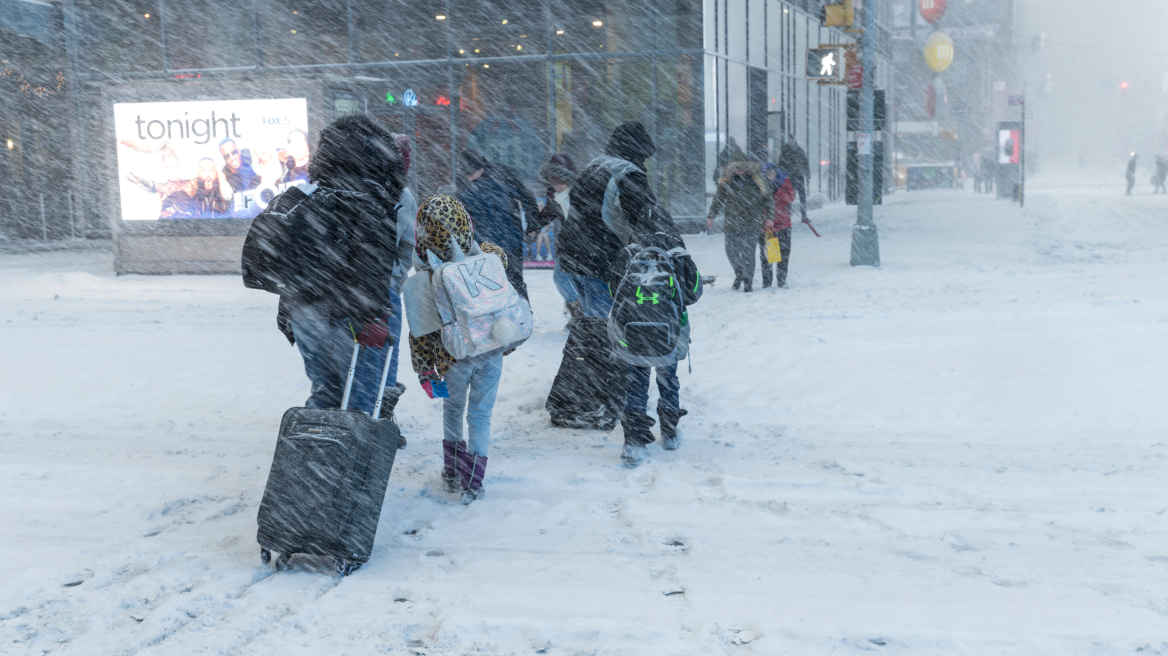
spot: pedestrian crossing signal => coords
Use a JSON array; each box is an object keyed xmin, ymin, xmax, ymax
[{"xmin": 807, "ymin": 48, "xmax": 844, "ymax": 81}]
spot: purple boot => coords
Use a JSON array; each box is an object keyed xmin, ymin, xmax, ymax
[
  {"xmin": 443, "ymin": 440, "xmax": 466, "ymax": 493},
  {"xmin": 457, "ymin": 450, "xmax": 488, "ymax": 504}
]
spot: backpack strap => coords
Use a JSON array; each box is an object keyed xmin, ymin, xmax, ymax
[{"xmin": 592, "ymin": 154, "xmax": 643, "ymax": 246}]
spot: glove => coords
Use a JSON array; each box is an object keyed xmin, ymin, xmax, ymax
[
  {"xmin": 706, "ymin": 218, "xmax": 715, "ymax": 231},
  {"xmin": 357, "ymin": 317, "xmax": 391, "ymax": 348},
  {"xmin": 419, "ymin": 370, "xmax": 442, "ymax": 399},
  {"xmin": 764, "ymin": 220, "xmax": 775, "ymax": 229}
]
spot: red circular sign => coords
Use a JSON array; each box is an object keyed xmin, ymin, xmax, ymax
[{"xmin": 920, "ymin": 0, "xmax": 946, "ymax": 24}]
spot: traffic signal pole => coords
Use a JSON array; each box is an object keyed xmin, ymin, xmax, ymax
[
  {"xmin": 1019, "ymin": 91, "xmax": 1025, "ymax": 207},
  {"xmin": 850, "ymin": 0, "xmax": 880, "ymax": 267}
]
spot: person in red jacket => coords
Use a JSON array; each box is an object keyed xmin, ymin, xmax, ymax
[{"xmin": 761, "ymin": 162, "xmax": 796, "ymax": 288}]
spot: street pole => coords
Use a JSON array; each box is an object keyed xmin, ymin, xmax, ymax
[
  {"xmin": 850, "ymin": 0, "xmax": 879, "ymax": 266},
  {"xmin": 1019, "ymin": 91, "xmax": 1025, "ymax": 207}
]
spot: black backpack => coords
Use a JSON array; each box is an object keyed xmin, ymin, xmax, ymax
[
  {"xmin": 607, "ymin": 244, "xmax": 687, "ymax": 367},
  {"xmin": 241, "ymin": 185, "xmax": 313, "ymax": 294}
]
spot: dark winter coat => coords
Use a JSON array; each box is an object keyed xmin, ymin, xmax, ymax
[
  {"xmin": 244, "ymin": 114, "xmax": 406, "ymax": 344},
  {"xmin": 559, "ymin": 122, "xmax": 657, "ymax": 282},
  {"xmin": 459, "ymin": 174, "xmax": 533, "ymax": 253},
  {"xmin": 490, "ymin": 162, "xmax": 540, "ymax": 238},
  {"xmin": 779, "ymin": 140, "xmax": 810, "ymax": 184},
  {"xmin": 769, "ymin": 179, "xmax": 797, "ymax": 232},
  {"xmin": 707, "ymin": 160, "xmax": 770, "ymax": 235},
  {"xmin": 281, "ymin": 183, "xmax": 401, "ymax": 321}
]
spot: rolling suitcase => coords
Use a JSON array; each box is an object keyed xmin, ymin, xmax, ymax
[
  {"xmin": 545, "ymin": 317, "xmax": 623, "ymax": 430},
  {"xmin": 257, "ymin": 339, "xmax": 402, "ymax": 576}
]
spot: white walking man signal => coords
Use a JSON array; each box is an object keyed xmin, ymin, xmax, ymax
[{"xmin": 819, "ymin": 52, "xmax": 837, "ymax": 76}]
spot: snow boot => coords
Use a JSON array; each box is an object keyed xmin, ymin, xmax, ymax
[
  {"xmin": 621, "ymin": 443, "xmax": 648, "ymax": 468},
  {"xmin": 566, "ymin": 300, "xmax": 584, "ymax": 329},
  {"xmin": 443, "ymin": 440, "xmax": 466, "ymax": 493},
  {"xmin": 621, "ymin": 413, "xmax": 654, "ymax": 467},
  {"xmin": 375, "ymin": 382, "xmax": 407, "ymax": 418},
  {"xmin": 732, "ymin": 278, "xmax": 742, "ymax": 291},
  {"xmin": 658, "ymin": 406, "xmax": 688, "ymax": 451},
  {"xmin": 460, "ymin": 451, "xmax": 488, "ymax": 504}
]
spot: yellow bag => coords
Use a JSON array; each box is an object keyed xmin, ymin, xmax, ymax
[{"xmin": 765, "ymin": 236, "xmax": 783, "ymax": 263}]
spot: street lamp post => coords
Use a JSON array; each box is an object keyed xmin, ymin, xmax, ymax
[{"xmin": 850, "ymin": 0, "xmax": 880, "ymax": 267}]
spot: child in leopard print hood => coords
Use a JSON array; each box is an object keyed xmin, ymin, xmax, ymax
[{"xmin": 402, "ymin": 194, "xmax": 511, "ymax": 504}]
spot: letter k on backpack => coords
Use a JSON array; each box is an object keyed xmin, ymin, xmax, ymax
[{"xmin": 429, "ymin": 242, "xmax": 534, "ymax": 361}]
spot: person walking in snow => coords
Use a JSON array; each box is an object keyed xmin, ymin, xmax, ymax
[
  {"xmin": 1126, "ymin": 152, "xmax": 1138, "ymax": 196},
  {"xmin": 270, "ymin": 114, "xmax": 406, "ymax": 415},
  {"xmin": 612, "ymin": 206, "xmax": 703, "ymax": 466},
  {"xmin": 534, "ymin": 154, "xmax": 584, "ymax": 326},
  {"xmin": 558, "ymin": 122, "xmax": 658, "ymax": 317},
  {"xmin": 375, "ymin": 133, "xmax": 418, "ymax": 391},
  {"xmin": 778, "ymin": 134, "xmax": 811, "ymax": 219},
  {"xmin": 1152, "ymin": 154, "xmax": 1167, "ymax": 194},
  {"xmin": 761, "ymin": 162, "xmax": 796, "ymax": 289},
  {"xmin": 556, "ymin": 122, "xmax": 668, "ymax": 464},
  {"xmin": 706, "ymin": 151, "xmax": 770, "ymax": 292},
  {"xmin": 983, "ymin": 149, "xmax": 996, "ymax": 194},
  {"xmin": 403, "ymin": 194, "xmax": 513, "ymax": 504},
  {"xmin": 458, "ymin": 150, "xmax": 538, "ymax": 300}
]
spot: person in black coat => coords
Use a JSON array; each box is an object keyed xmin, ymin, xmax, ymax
[
  {"xmin": 778, "ymin": 135, "xmax": 811, "ymax": 218},
  {"xmin": 557, "ymin": 121, "xmax": 657, "ymax": 317},
  {"xmin": 458, "ymin": 149, "xmax": 538, "ymax": 300},
  {"xmin": 533, "ymin": 154, "xmax": 583, "ymax": 322},
  {"xmin": 1126, "ymin": 152, "xmax": 1138, "ymax": 196},
  {"xmin": 280, "ymin": 114, "xmax": 407, "ymax": 415}
]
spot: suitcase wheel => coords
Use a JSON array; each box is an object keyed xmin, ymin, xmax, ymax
[
  {"xmin": 335, "ymin": 559, "xmax": 362, "ymax": 577},
  {"xmin": 260, "ymin": 548, "xmax": 271, "ymax": 565},
  {"xmin": 275, "ymin": 553, "xmax": 291, "ymax": 572}
]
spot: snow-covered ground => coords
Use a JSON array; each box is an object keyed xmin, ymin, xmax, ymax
[{"xmin": 3, "ymin": 175, "xmax": 1168, "ymax": 655}]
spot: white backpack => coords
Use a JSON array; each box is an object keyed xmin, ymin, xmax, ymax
[{"xmin": 428, "ymin": 241, "xmax": 533, "ymax": 361}]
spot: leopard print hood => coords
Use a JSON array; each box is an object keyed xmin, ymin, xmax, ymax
[
  {"xmin": 414, "ymin": 194, "xmax": 474, "ymax": 266},
  {"xmin": 413, "ymin": 193, "xmax": 507, "ymax": 270}
]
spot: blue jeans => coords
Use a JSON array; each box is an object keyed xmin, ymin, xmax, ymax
[
  {"xmin": 625, "ymin": 363, "xmax": 680, "ymax": 418},
  {"xmin": 443, "ymin": 354, "xmax": 504, "ymax": 456},
  {"xmin": 573, "ymin": 275, "xmax": 613, "ymax": 317},
  {"xmin": 290, "ymin": 302, "xmax": 399, "ymax": 415},
  {"xmin": 345, "ymin": 290, "xmax": 404, "ymax": 412},
  {"xmin": 553, "ymin": 264, "xmax": 581, "ymax": 304}
]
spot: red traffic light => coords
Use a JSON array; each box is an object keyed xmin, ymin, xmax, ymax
[{"xmin": 1120, "ymin": 81, "xmax": 1129, "ymax": 90}]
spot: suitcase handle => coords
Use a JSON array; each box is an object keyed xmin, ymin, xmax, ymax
[{"xmin": 339, "ymin": 337, "xmax": 397, "ymax": 418}]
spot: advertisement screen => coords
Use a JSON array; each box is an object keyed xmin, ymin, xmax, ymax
[
  {"xmin": 114, "ymin": 98, "xmax": 309, "ymax": 221},
  {"xmin": 998, "ymin": 128, "xmax": 1020, "ymax": 165}
]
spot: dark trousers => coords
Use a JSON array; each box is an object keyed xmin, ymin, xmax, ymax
[
  {"xmin": 289, "ymin": 303, "xmax": 391, "ymax": 414},
  {"xmin": 624, "ymin": 363, "xmax": 680, "ymax": 446},
  {"xmin": 759, "ymin": 228, "xmax": 791, "ymax": 287},
  {"xmin": 792, "ymin": 176, "xmax": 808, "ymax": 217},
  {"xmin": 506, "ymin": 246, "xmax": 528, "ymax": 300},
  {"xmin": 724, "ymin": 232, "xmax": 757, "ymax": 287}
]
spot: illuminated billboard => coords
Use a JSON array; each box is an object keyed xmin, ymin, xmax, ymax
[
  {"xmin": 113, "ymin": 98, "xmax": 309, "ymax": 220},
  {"xmin": 998, "ymin": 127, "xmax": 1020, "ymax": 165}
]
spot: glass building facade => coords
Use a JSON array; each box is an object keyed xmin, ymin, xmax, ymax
[{"xmin": 0, "ymin": 0, "xmax": 891, "ymax": 251}]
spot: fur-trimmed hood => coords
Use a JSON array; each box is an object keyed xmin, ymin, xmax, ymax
[{"xmin": 718, "ymin": 159, "xmax": 769, "ymax": 193}]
